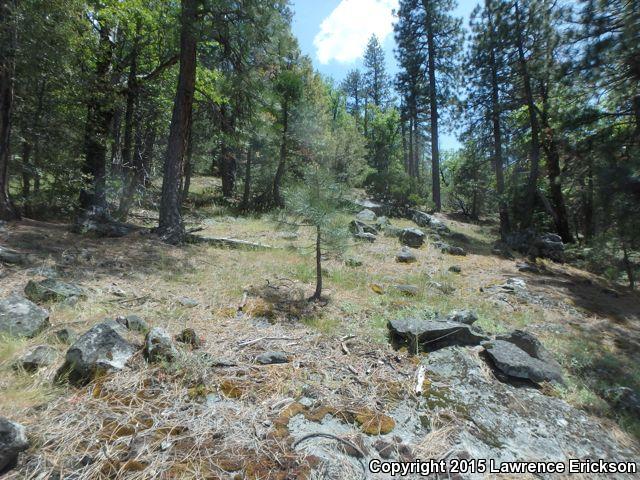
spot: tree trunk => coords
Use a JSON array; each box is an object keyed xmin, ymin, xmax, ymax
[
  {"xmin": 181, "ymin": 127, "xmax": 193, "ymax": 205},
  {"xmin": 0, "ymin": 0, "xmax": 19, "ymax": 220},
  {"xmin": 157, "ymin": 0, "xmax": 197, "ymax": 244},
  {"xmin": 621, "ymin": 239, "xmax": 635, "ymax": 290},
  {"xmin": 423, "ymin": 1, "xmax": 441, "ymax": 211},
  {"xmin": 20, "ymin": 140, "xmax": 31, "ymax": 199},
  {"xmin": 242, "ymin": 145, "xmax": 252, "ymax": 210},
  {"xmin": 515, "ymin": 0, "xmax": 541, "ymax": 228},
  {"xmin": 79, "ymin": 24, "xmax": 115, "ymax": 212},
  {"xmin": 311, "ymin": 225, "xmax": 322, "ymax": 301},
  {"xmin": 273, "ymin": 98, "xmax": 288, "ymax": 207}
]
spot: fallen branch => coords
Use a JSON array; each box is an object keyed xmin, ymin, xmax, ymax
[{"xmin": 415, "ymin": 365, "xmax": 427, "ymax": 395}]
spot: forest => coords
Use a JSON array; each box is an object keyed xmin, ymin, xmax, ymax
[{"xmin": 0, "ymin": 0, "xmax": 639, "ymax": 478}]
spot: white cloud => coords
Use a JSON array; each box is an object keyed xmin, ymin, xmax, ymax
[{"xmin": 313, "ymin": 0, "xmax": 398, "ymax": 64}]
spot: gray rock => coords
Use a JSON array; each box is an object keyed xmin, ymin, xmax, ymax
[
  {"xmin": 14, "ymin": 345, "xmax": 57, "ymax": 372},
  {"xmin": 383, "ymin": 225, "xmax": 403, "ymax": 238},
  {"xmin": 0, "ymin": 246, "xmax": 30, "ymax": 266},
  {"xmin": 411, "ymin": 210, "xmax": 449, "ymax": 233},
  {"xmin": 388, "ymin": 318, "xmax": 488, "ymax": 352},
  {"xmin": 349, "ymin": 220, "xmax": 377, "ymax": 236},
  {"xmin": 355, "ymin": 209, "xmax": 376, "ymax": 222},
  {"xmin": 28, "ymin": 266, "xmax": 59, "ymax": 278},
  {"xmin": 0, "ymin": 295, "xmax": 50, "ymax": 338},
  {"xmin": 177, "ymin": 296, "xmax": 199, "ymax": 308},
  {"xmin": 446, "ymin": 310, "xmax": 478, "ymax": 325},
  {"xmin": 442, "ymin": 245, "xmax": 467, "ymax": 256},
  {"xmin": 393, "ymin": 285, "xmax": 419, "ymax": 296},
  {"xmin": 24, "ymin": 278, "xmax": 85, "ymax": 304},
  {"xmin": 124, "ymin": 315, "xmax": 149, "ymax": 333},
  {"xmin": 175, "ymin": 328, "xmax": 201, "ymax": 347},
  {"xmin": 516, "ymin": 262, "xmax": 539, "ymax": 273},
  {"xmin": 0, "ymin": 418, "xmax": 29, "ymax": 473},
  {"xmin": 354, "ymin": 232, "xmax": 376, "ymax": 242},
  {"xmin": 531, "ymin": 233, "xmax": 565, "ymax": 263},
  {"xmin": 54, "ymin": 327, "xmax": 77, "ymax": 344},
  {"xmin": 56, "ymin": 321, "xmax": 137, "ymax": 385},
  {"xmin": 423, "ymin": 347, "xmax": 637, "ymax": 472},
  {"xmin": 256, "ymin": 351, "xmax": 289, "ymax": 365},
  {"xmin": 447, "ymin": 231, "xmax": 469, "ymax": 243},
  {"xmin": 396, "ymin": 247, "xmax": 417, "ymax": 264},
  {"xmin": 495, "ymin": 330, "xmax": 561, "ymax": 371},
  {"xmin": 73, "ymin": 207, "xmax": 135, "ymax": 238},
  {"xmin": 400, "ymin": 227, "xmax": 425, "ymax": 248},
  {"xmin": 375, "ymin": 216, "xmax": 390, "ymax": 228},
  {"xmin": 144, "ymin": 327, "xmax": 177, "ymax": 363},
  {"xmin": 482, "ymin": 339, "xmax": 564, "ymax": 384},
  {"xmin": 604, "ymin": 387, "xmax": 640, "ymax": 416},
  {"xmin": 448, "ymin": 265, "xmax": 462, "ymax": 273}
]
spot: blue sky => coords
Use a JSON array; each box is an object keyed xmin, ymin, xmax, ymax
[{"xmin": 290, "ymin": 0, "xmax": 481, "ymax": 149}]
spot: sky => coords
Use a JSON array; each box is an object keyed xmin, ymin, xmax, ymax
[{"xmin": 290, "ymin": 0, "xmax": 482, "ymax": 150}]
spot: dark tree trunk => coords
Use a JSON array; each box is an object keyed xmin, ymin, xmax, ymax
[
  {"xmin": 621, "ymin": 239, "xmax": 635, "ymax": 290},
  {"xmin": 408, "ymin": 116, "xmax": 414, "ymax": 177},
  {"xmin": 0, "ymin": 0, "xmax": 19, "ymax": 220},
  {"xmin": 242, "ymin": 145, "xmax": 252, "ymax": 210},
  {"xmin": 422, "ymin": 1, "xmax": 441, "ymax": 211},
  {"xmin": 515, "ymin": 0, "xmax": 541, "ymax": 228},
  {"xmin": 79, "ymin": 24, "xmax": 115, "ymax": 212},
  {"xmin": 21, "ymin": 141, "xmax": 31, "ymax": 199},
  {"xmin": 487, "ymin": 1, "xmax": 510, "ymax": 239},
  {"xmin": 273, "ymin": 98, "xmax": 288, "ymax": 207},
  {"xmin": 181, "ymin": 127, "xmax": 193, "ymax": 205},
  {"xmin": 311, "ymin": 225, "xmax": 322, "ymax": 301},
  {"xmin": 157, "ymin": 0, "xmax": 197, "ymax": 244}
]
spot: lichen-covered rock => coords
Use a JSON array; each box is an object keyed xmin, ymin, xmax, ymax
[
  {"xmin": 354, "ymin": 232, "xmax": 376, "ymax": 242},
  {"xmin": 56, "ymin": 321, "xmax": 137, "ymax": 385},
  {"xmin": 144, "ymin": 327, "xmax": 177, "ymax": 363},
  {"xmin": 24, "ymin": 278, "xmax": 85, "ymax": 304},
  {"xmin": 388, "ymin": 318, "xmax": 488, "ymax": 352},
  {"xmin": 0, "ymin": 418, "xmax": 29, "ymax": 473},
  {"xmin": 355, "ymin": 209, "xmax": 376, "ymax": 222},
  {"xmin": 441, "ymin": 245, "xmax": 467, "ymax": 256},
  {"xmin": 54, "ymin": 327, "xmax": 76, "ymax": 343},
  {"xmin": 349, "ymin": 220, "xmax": 377, "ymax": 236},
  {"xmin": 399, "ymin": 227, "xmax": 425, "ymax": 248},
  {"xmin": 482, "ymin": 339, "xmax": 564, "ymax": 384},
  {"xmin": 0, "ymin": 295, "xmax": 50, "ymax": 338},
  {"xmin": 116, "ymin": 314, "xmax": 149, "ymax": 334},
  {"xmin": 14, "ymin": 345, "xmax": 57, "ymax": 372},
  {"xmin": 395, "ymin": 247, "xmax": 416, "ymax": 264},
  {"xmin": 446, "ymin": 310, "xmax": 478, "ymax": 325},
  {"xmin": 255, "ymin": 351, "xmax": 289, "ymax": 365}
]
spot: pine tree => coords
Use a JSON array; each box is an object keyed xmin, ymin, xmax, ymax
[{"xmin": 363, "ymin": 35, "xmax": 391, "ymax": 109}]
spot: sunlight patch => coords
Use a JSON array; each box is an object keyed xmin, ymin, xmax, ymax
[{"xmin": 313, "ymin": 0, "xmax": 398, "ymax": 64}]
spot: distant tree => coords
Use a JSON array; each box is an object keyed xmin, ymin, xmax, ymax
[
  {"xmin": 341, "ymin": 69, "xmax": 364, "ymax": 127},
  {"xmin": 363, "ymin": 35, "xmax": 391, "ymax": 109}
]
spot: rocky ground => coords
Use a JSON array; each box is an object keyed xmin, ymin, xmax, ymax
[{"xmin": 1, "ymin": 183, "xmax": 639, "ymax": 479}]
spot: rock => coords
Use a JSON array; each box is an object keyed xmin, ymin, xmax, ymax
[
  {"xmin": 447, "ymin": 231, "xmax": 469, "ymax": 243},
  {"xmin": 354, "ymin": 199, "xmax": 384, "ymax": 214},
  {"xmin": 54, "ymin": 327, "xmax": 77, "ymax": 343},
  {"xmin": 495, "ymin": 330, "xmax": 561, "ymax": 369},
  {"xmin": 0, "ymin": 246, "xmax": 30, "ymax": 266},
  {"xmin": 56, "ymin": 321, "xmax": 137, "ymax": 385},
  {"xmin": 14, "ymin": 345, "xmax": 57, "ymax": 372},
  {"xmin": 446, "ymin": 310, "xmax": 478, "ymax": 325},
  {"xmin": 383, "ymin": 225, "xmax": 403, "ymax": 238},
  {"xmin": 448, "ymin": 265, "xmax": 461, "ymax": 273},
  {"xmin": 423, "ymin": 347, "xmax": 637, "ymax": 468},
  {"xmin": 28, "ymin": 266, "xmax": 59, "ymax": 278},
  {"xmin": 73, "ymin": 206, "xmax": 136, "ymax": 238},
  {"xmin": 603, "ymin": 387, "xmax": 640, "ymax": 416},
  {"xmin": 0, "ymin": 295, "xmax": 50, "ymax": 338},
  {"xmin": 399, "ymin": 227, "xmax": 425, "ymax": 248},
  {"xmin": 349, "ymin": 220, "xmax": 377, "ymax": 236},
  {"xmin": 345, "ymin": 257, "xmax": 363, "ymax": 268},
  {"xmin": 441, "ymin": 245, "xmax": 466, "ymax": 256},
  {"xmin": 354, "ymin": 232, "xmax": 376, "ymax": 243},
  {"xmin": 516, "ymin": 261, "xmax": 539, "ymax": 273},
  {"xmin": 121, "ymin": 315, "xmax": 149, "ymax": 333},
  {"xmin": 355, "ymin": 209, "xmax": 376, "ymax": 222},
  {"xmin": 24, "ymin": 278, "xmax": 85, "ymax": 304},
  {"xmin": 388, "ymin": 318, "xmax": 488, "ymax": 352},
  {"xmin": 0, "ymin": 418, "xmax": 29, "ymax": 473},
  {"xmin": 530, "ymin": 233, "xmax": 565, "ymax": 263},
  {"xmin": 375, "ymin": 216, "xmax": 390, "ymax": 228},
  {"xmin": 177, "ymin": 296, "xmax": 199, "ymax": 308},
  {"xmin": 411, "ymin": 210, "xmax": 449, "ymax": 233},
  {"xmin": 175, "ymin": 328, "xmax": 201, "ymax": 347},
  {"xmin": 393, "ymin": 285, "xmax": 419, "ymax": 297},
  {"xmin": 144, "ymin": 327, "xmax": 177, "ymax": 363},
  {"xmin": 482, "ymin": 339, "xmax": 564, "ymax": 384},
  {"xmin": 255, "ymin": 351, "xmax": 289, "ymax": 365},
  {"xmin": 395, "ymin": 247, "xmax": 416, "ymax": 264}
]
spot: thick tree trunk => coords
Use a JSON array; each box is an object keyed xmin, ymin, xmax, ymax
[
  {"xmin": 158, "ymin": 0, "xmax": 197, "ymax": 244},
  {"xmin": 423, "ymin": 1, "xmax": 441, "ymax": 211},
  {"xmin": 487, "ymin": 1, "xmax": 510, "ymax": 238},
  {"xmin": 242, "ymin": 145, "xmax": 252, "ymax": 210},
  {"xmin": 273, "ymin": 99, "xmax": 288, "ymax": 207},
  {"xmin": 181, "ymin": 127, "xmax": 193, "ymax": 205},
  {"xmin": 515, "ymin": 1, "xmax": 541, "ymax": 228},
  {"xmin": 0, "ymin": 0, "xmax": 19, "ymax": 220},
  {"xmin": 79, "ymin": 24, "xmax": 115, "ymax": 212}
]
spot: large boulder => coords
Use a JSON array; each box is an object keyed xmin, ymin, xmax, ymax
[
  {"xmin": 355, "ymin": 209, "xmax": 376, "ymax": 222},
  {"xmin": 24, "ymin": 279, "xmax": 85, "ymax": 304},
  {"xmin": 482, "ymin": 339, "xmax": 564, "ymax": 385},
  {"xmin": 0, "ymin": 295, "xmax": 50, "ymax": 338},
  {"xmin": 411, "ymin": 210, "xmax": 449, "ymax": 233},
  {"xmin": 399, "ymin": 227, "xmax": 425, "ymax": 248},
  {"xmin": 0, "ymin": 418, "xmax": 29, "ymax": 473},
  {"xmin": 14, "ymin": 345, "xmax": 57, "ymax": 372},
  {"xmin": 388, "ymin": 318, "xmax": 488, "ymax": 352},
  {"xmin": 144, "ymin": 327, "xmax": 177, "ymax": 363},
  {"xmin": 56, "ymin": 321, "xmax": 137, "ymax": 385},
  {"xmin": 530, "ymin": 233, "xmax": 565, "ymax": 263}
]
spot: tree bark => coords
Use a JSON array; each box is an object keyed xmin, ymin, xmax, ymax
[
  {"xmin": 79, "ymin": 23, "xmax": 115, "ymax": 212},
  {"xmin": 242, "ymin": 145, "xmax": 252, "ymax": 210},
  {"xmin": 273, "ymin": 98, "xmax": 288, "ymax": 207},
  {"xmin": 423, "ymin": 0, "xmax": 441, "ymax": 211},
  {"xmin": 0, "ymin": 0, "xmax": 19, "ymax": 220},
  {"xmin": 158, "ymin": 0, "xmax": 197, "ymax": 244}
]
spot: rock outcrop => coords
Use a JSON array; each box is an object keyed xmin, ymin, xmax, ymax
[
  {"xmin": 388, "ymin": 317, "xmax": 488, "ymax": 352},
  {"xmin": 399, "ymin": 228, "xmax": 425, "ymax": 248},
  {"xmin": 24, "ymin": 279, "xmax": 85, "ymax": 304},
  {"xmin": 0, "ymin": 295, "xmax": 50, "ymax": 338}
]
